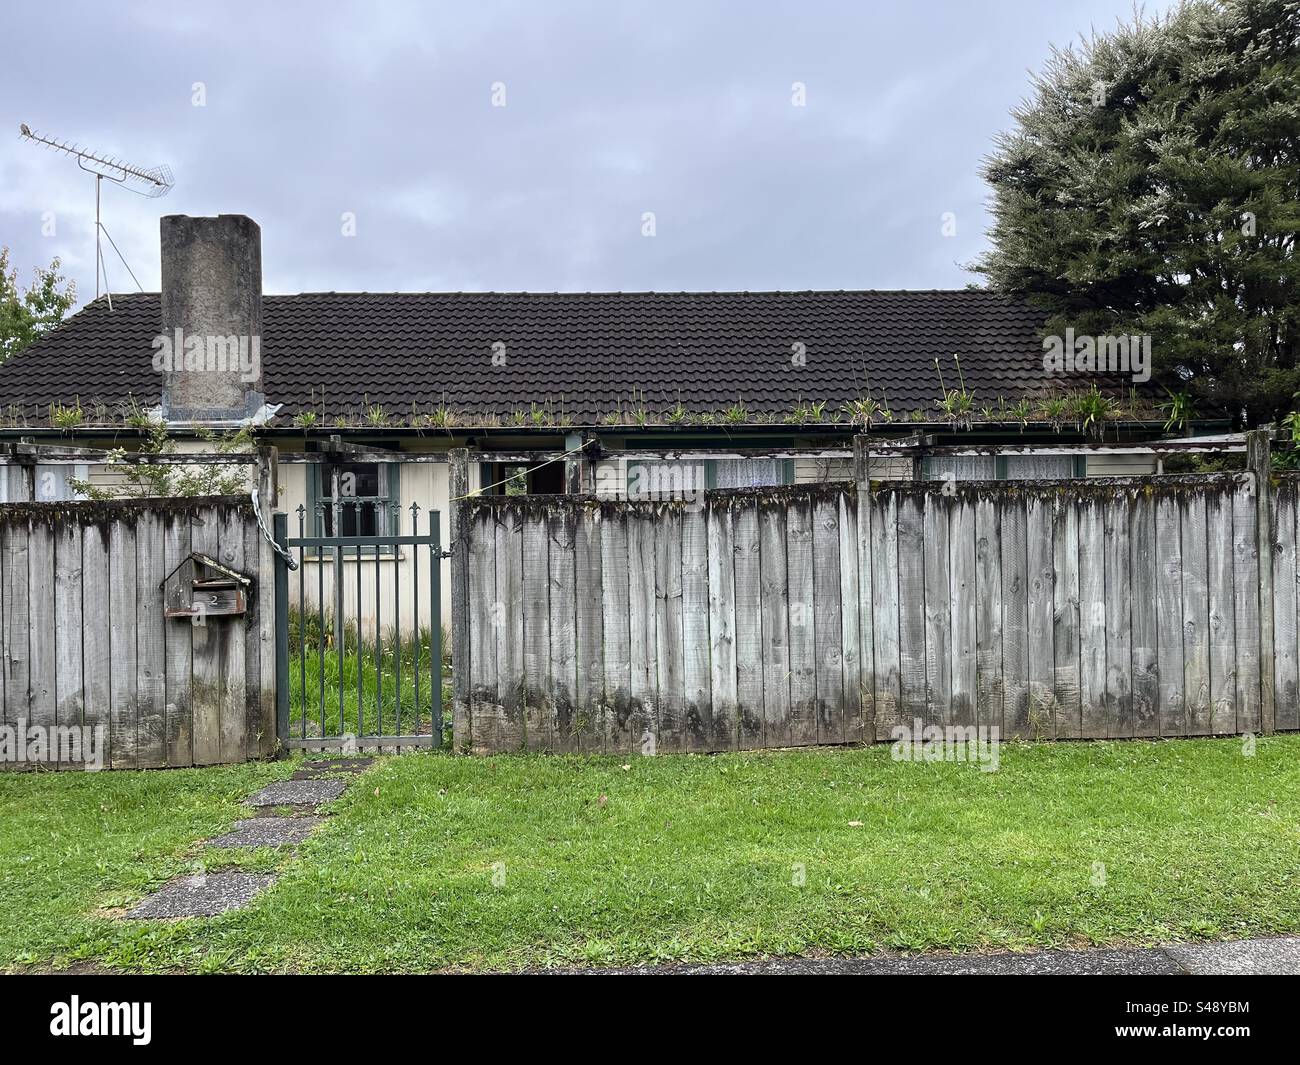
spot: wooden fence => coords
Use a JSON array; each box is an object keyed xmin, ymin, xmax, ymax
[
  {"xmin": 453, "ymin": 454, "xmax": 1296, "ymax": 754},
  {"xmin": 0, "ymin": 495, "xmax": 276, "ymax": 769}
]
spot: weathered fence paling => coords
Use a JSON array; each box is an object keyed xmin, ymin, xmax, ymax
[
  {"xmin": 0, "ymin": 496, "xmax": 275, "ymax": 769},
  {"xmin": 455, "ymin": 454, "xmax": 1296, "ymax": 754}
]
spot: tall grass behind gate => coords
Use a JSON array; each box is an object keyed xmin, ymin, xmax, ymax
[{"xmin": 287, "ymin": 608, "xmax": 451, "ymax": 739}]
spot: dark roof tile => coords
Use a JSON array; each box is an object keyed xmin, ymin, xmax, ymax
[{"xmin": 0, "ymin": 290, "xmax": 1085, "ymax": 423}]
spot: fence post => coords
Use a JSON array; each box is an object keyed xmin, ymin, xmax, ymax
[
  {"xmin": 3, "ymin": 440, "xmax": 34, "ymax": 501},
  {"xmin": 256, "ymin": 445, "xmax": 279, "ymax": 507},
  {"xmin": 1247, "ymin": 429, "xmax": 1276, "ymax": 735},
  {"xmin": 449, "ymin": 447, "xmax": 471, "ymax": 750},
  {"xmin": 257, "ymin": 447, "xmax": 281, "ymax": 758},
  {"xmin": 853, "ymin": 434, "xmax": 875, "ymax": 740},
  {"xmin": 564, "ymin": 431, "xmax": 585, "ymax": 493},
  {"xmin": 273, "ymin": 510, "xmax": 290, "ymax": 750}
]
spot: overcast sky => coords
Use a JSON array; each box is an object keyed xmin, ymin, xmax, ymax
[{"xmin": 0, "ymin": 0, "xmax": 1174, "ymax": 308}]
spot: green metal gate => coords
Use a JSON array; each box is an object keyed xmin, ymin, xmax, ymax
[{"xmin": 273, "ymin": 502, "xmax": 445, "ymax": 751}]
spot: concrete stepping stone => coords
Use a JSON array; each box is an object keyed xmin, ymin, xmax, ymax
[
  {"xmin": 246, "ymin": 779, "xmax": 347, "ymax": 807},
  {"xmin": 206, "ymin": 816, "xmax": 324, "ymax": 849},
  {"xmin": 126, "ymin": 872, "xmax": 276, "ymax": 919}
]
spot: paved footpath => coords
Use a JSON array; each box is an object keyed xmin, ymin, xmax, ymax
[{"xmin": 572, "ymin": 937, "xmax": 1300, "ymax": 975}]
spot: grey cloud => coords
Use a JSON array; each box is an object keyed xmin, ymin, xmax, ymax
[{"xmin": 0, "ymin": 0, "xmax": 1177, "ymax": 308}]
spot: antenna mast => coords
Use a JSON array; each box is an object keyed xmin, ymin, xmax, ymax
[{"xmin": 18, "ymin": 123, "xmax": 174, "ymax": 304}]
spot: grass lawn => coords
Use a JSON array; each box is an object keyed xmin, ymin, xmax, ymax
[
  {"xmin": 2, "ymin": 737, "xmax": 1299, "ymax": 972},
  {"xmin": 287, "ymin": 610, "xmax": 448, "ymax": 739}
]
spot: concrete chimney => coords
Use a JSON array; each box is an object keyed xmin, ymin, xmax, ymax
[{"xmin": 158, "ymin": 214, "xmax": 265, "ymax": 423}]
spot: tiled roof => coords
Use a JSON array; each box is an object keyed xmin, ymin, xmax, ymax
[{"xmin": 0, "ymin": 289, "xmax": 1089, "ymax": 424}]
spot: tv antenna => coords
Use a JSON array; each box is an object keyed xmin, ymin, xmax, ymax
[{"xmin": 19, "ymin": 123, "xmax": 174, "ymax": 306}]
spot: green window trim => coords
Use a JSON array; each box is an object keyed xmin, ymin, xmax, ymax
[{"xmin": 306, "ymin": 459, "xmax": 402, "ymax": 556}]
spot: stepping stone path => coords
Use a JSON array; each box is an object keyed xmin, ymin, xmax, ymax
[
  {"xmin": 206, "ymin": 816, "xmax": 325, "ymax": 849},
  {"xmin": 124, "ymin": 759, "xmax": 373, "ymax": 919},
  {"xmin": 126, "ymin": 872, "xmax": 276, "ymax": 919},
  {"xmin": 246, "ymin": 778, "xmax": 348, "ymax": 807}
]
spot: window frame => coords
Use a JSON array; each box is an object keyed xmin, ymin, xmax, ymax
[
  {"xmin": 306, "ymin": 459, "xmax": 402, "ymax": 557},
  {"xmin": 622, "ymin": 456, "xmax": 794, "ymax": 497},
  {"xmin": 704, "ymin": 457, "xmax": 796, "ymax": 490}
]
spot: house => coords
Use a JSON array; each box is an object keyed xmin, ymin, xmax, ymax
[{"xmin": 0, "ymin": 213, "xmax": 1212, "ymax": 629}]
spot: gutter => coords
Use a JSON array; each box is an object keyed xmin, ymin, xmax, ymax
[{"xmin": 0, "ymin": 418, "xmax": 1229, "ymax": 444}]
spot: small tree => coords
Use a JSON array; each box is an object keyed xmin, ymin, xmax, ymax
[
  {"xmin": 0, "ymin": 248, "xmax": 77, "ymax": 363},
  {"xmin": 69, "ymin": 424, "xmax": 256, "ymax": 500},
  {"xmin": 976, "ymin": 0, "xmax": 1300, "ymax": 427}
]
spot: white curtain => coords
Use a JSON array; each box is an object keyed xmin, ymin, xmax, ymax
[
  {"xmin": 927, "ymin": 456, "xmax": 1076, "ymax": 481},
  {"xmin": 1004, "ymin": 456, "xmax": 1075, "ymax": 480},
  {"xmin": 927, "ymin": 456, "xmax": 996, "ymax": 481},
  {"xmin": 715, "ymin": 458, "xmax": 785, "ymax": 488}
]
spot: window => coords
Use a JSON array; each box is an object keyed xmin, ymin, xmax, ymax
[
  {"xmin": 309, "ymin": 460, "xmax": 400, "ymax": 551},
  {"xmin": 925, "ymin": 456, "xmax": 996, "ymax": 482},
  {"xmin": 711, "ymin": 457, "xmax": 792, "ymax": 488},
  {"xmin": 923, "ymin": 455, "xmax": 1085, "ymax": 481},
  {"xmin": 495, "ymin": 453, "xmax": 798, "ymax": 500},
  {"xmin": 626, "ymin": 459, "xmax": 707, "ymax": 500},
  {"xmin": 483, "ymin": 461, "xmax": 559, "ymax": 495},
  {"xmin": 499, "ymin": 465, "xmax": 530, "ymax": 496},
  {"xmin": 621, "ymin": 457, "xmax": 793, "ymax": 499},
  {"xmin": 2, "ymin": 464, "xmax": 89, "ymax": 503},
  {"xmin": 1003, "ymin": 456, "xmax": 1083, "ymax": 480}
]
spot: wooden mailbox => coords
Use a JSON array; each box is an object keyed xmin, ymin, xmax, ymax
[{"xmin": 162, "ymin": 552, "xmax": 251, "ymax": 620}]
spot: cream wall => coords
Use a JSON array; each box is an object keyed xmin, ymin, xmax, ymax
[{"xmin": 280, "ymin": 455, "xmax": 453, "ymax": 638}]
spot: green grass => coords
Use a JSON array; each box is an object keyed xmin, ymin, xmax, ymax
[
  {"xmin": 3, "ymin": 737, "xmax": 1300, "ymax": 972},
  {"xmin": 287, "ymin": 610, "xmax": 448, "ymax": 738},
  {"xmin": 0, "ymin": 760, "xmax": 296, "ymax": 971}
]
